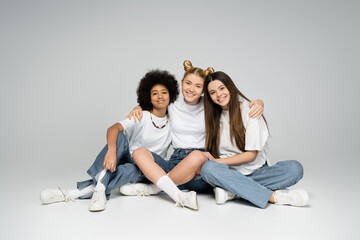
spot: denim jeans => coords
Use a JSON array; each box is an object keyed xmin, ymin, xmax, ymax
[
  {"xmin": 77, "ymin": 132, "xmax": 170, "ymax": 199},
  {"xmin": 200, "ymin": 160, "xmax": 304, "ymax": 208},
  {"xmin": 169, "ymin": 148, "xmax": 213, "ymax": 193}
]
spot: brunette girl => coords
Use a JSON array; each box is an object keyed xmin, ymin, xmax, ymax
[{"xmin": 198, "ymin": 71, "xmax": 309, "ymax": 208}]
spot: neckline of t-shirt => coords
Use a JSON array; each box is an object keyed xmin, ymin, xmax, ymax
[
  {"xmin": 148, "ymin": 111, "xmax": 168, "ymax": 121},
  {"xmin": 178, "ymin": 96, "xmax": 203, "ymax": 109}
]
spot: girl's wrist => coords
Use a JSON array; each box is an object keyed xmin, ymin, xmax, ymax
[{"xmin": 107, "ymin": 146, "xmax": 116, "ymax": 153}]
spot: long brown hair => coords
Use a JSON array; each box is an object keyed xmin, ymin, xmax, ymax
[{"xmin": 204, "ymin": 71, "xmax": 268, "ymax": 157}]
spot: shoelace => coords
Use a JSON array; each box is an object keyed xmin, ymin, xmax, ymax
[
  {"xmin": 91, "ymin": 189, "xmax": 106, "ymax": 204},
  {"xmin": 131, "ymin": 185, "xmax": 150, "ymax": 197},
  {"xmin": 175, "ymin": 201, "xmax": 185, "ymax": 208},
  {"xmin": 58, "ymin": 187, "xmax": 75, "ymax": 202},
  {"xmin": 175, "ymin": 192, "xmax": 198, "ymax": 210},
  {"xmin": 175, "ymin": 194, "xmax": 188, "ymax": 208},
  {"xmin": 91, "ymin": 190, "xmax": 100, "ymax": 203},
  {"xmin": 275, "ymin": 191, "xmax": 296, "ymax": 205},
  {"xmin": 137, "ymin": 191, "xmax": 150, "ymax": 197}
]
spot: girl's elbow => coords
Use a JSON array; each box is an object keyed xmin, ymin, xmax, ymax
[{"xmin": 248, "ymin": 151, "xmax": 258, "ymax": 162}]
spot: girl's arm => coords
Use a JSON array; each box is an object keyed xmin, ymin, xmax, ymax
[
  {"xmin": 214, "ymin": 151, "xmax": 258, "ymax": 166},
  {"xmin": 103, "ymin": 123, "xmax": 124, "ymax": 172}
]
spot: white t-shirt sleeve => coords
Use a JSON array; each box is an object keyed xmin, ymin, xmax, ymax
[
  {"xmin": 118, "ymin": 118, "xmax": 137, "ymax": 139},
  {"xmin": 244, "ymin": 107, "xmax": 269, "ymax": 151}
]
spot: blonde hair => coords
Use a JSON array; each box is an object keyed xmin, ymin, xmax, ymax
[{"xmin": 182, "ymin": 60, "xmax": 214, "ymax": 80}]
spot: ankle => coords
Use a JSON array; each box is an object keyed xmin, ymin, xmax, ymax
[{"xmin": 269, "ymin": 191, "xmax": 276, "ymax": 203}]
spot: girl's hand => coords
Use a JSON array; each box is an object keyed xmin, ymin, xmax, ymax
[
  {"xmin": 126, "ymin": 106, "xmax": 143, "ymax": 122},
  {"xmin": 203, "ymin": 152, "xmax": 215, "ymax": 161},
  {"xmin": 103, "ymin": 149, "xmax": 117, "ymax": 172},
  {"xmin": 249, "ymin": 99, "xmax": 264, "ymax": 119}
]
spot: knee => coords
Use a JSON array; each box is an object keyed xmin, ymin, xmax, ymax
[
  {"xmin": 132, "ymin": 148, "xmax": 150, "ymax": 163},
  {"xmin": 200, "ymin": 161, "xmax": 218, "ymax": 179},
  {"xmin": 177, "ymin": 151, "xmax": 207, "ymax": 173},
  {"xmin": 188, "ymin": 151, "xmax": 208, "ymax": 166},
  {"xmin": 285, "ymin": 160, "xmax": 304, "ymax": 182}
]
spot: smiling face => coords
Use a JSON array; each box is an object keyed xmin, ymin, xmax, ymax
[
  {"xmin": 207, "ymin": 80, "xmax": 231, "ymax": 110},
  {"xmin": 150, "ymin": 84, "xmax": 170, "ymax": 111},
  {"xmin": 181, "ymin": 73, "xmax": 204, "ymax": 105}
]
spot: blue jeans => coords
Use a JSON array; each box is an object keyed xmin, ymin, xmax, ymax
[
  {"xmin": 200, "ymin": 160, "xmax": 304, "ymax": 208},
  {"xmin": 169, "ymin": 148, "xmax": 213, "ymax": 193},
  {"xmin": 77, "ymin": 132, "xmax": 170, "ymax": 199}
]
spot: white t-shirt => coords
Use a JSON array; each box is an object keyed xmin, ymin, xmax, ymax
[
  {"xmin": 219, "ymin": 101, "xmax": 269, "ymax": 175},
  {"xmin": 168, "ymin": 96, "xmax": 205, "ymax": 149},
  {"xmin": 119, "ymin": 111, "xmax": 171, "ymax": 159}
]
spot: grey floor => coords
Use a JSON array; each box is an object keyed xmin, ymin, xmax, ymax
[{"xmin": 1, "ymin": 161, "xmax": 359, "ymax": 240}]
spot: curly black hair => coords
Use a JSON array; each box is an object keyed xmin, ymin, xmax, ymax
[{"xmin": 137, "ymin": 69, "xmax": 179, "ymax": 111}]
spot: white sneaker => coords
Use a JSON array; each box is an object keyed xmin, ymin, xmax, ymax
[
  {"xmin": 176, "ymin": 191, "xmax": 198, "ymax": 211},
  {"xmin": 274, "ymin": 189, "xmax": 309, "ymax": 206},
  {"xmin": 214, "ymin": 187, "xmax": 236, "ymax": 205},
  {"xmin": 40, "ymin": 188, "xmax": 73, "ymax": 204},
  {"xmin": 119, "ymin": 183, "xmax": 159, "ymax": 196},
  {"xmin": 88, "ymin": 190, "xmax": 107, "ymax": 212}
]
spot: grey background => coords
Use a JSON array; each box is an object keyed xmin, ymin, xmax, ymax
[{"xmin": 1, "ymin": 0, "xmax": 359, "ymax": 239}]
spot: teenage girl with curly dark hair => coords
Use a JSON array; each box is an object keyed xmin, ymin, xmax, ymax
[{"xmin": 40, "ymin": 69, "xmax": 179, "ymax": 212}]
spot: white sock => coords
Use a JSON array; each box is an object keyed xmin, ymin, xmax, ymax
[
  {"xmin": 148, "ymin": 184, "xmax": 162, "ymax": 194},
  {"xmin": 68, "ymin": 184, "xmax": 94, "ymax": 199},
  {"xmin": 94, "ymin": 169, "xmax": 107, "ymax": 191},
  {"xmin": 156, "ymin": 175, "xmax": 181, "ymax": 203}
]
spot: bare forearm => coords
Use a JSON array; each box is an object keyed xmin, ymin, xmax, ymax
[
  {"xmin": 102, "ymin": 123, "xmax": 124, "ymax": 172},
  {"xmin": 215, "ymin": 151, "xmax": 258, "ymax": 166}
]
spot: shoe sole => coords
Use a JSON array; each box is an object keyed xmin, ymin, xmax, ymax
[
  {"xmin": 89, "ymin": 203, "xmax": 106, "ymax": 212},
  {"xmin": 41, "ymin": 199, "xmax": 66, "ymax": 204},
  {"xmin": 89, "ymin": 207, "xmax": 105, "ymax": 212}
]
